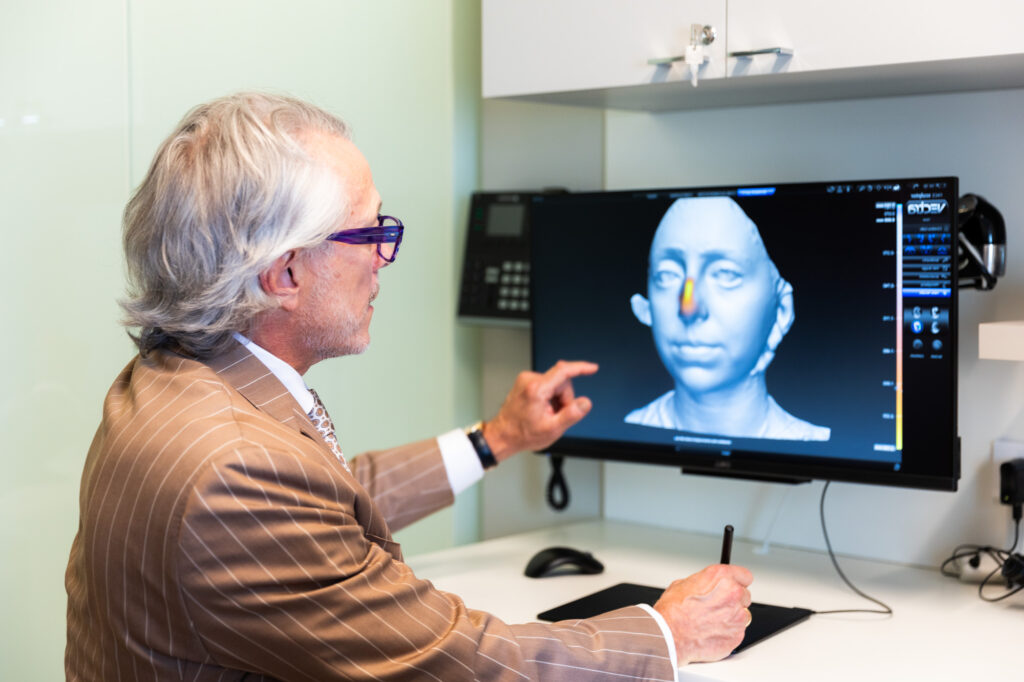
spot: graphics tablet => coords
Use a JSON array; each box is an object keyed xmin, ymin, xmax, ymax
[{"xmin": 537, "ymin": 582, "xmax": 812, "ymax": 654}]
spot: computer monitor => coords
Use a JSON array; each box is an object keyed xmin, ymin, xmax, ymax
[{"xmin": 530, "ymin": 177, "xmax": 959, "ymax": 491}]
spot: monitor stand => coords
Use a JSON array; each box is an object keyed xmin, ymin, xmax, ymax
[{"xmin": 537, "ymin": 583, "xmax": 812, "ymax": 654}]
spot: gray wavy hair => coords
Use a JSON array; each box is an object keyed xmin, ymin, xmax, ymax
[{"xmin": 121, "ymin": 92, "xmax": 350, "ymax": 358}]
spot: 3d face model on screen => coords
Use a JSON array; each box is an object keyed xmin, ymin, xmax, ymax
[{"xmin": 626, "ymin": 197, "xmax": 830, "ymax": 442}]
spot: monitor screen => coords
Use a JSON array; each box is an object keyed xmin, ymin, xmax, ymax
[{"xmin": 530, "ymin": 177, "xmax": 959, "ymax": 491}]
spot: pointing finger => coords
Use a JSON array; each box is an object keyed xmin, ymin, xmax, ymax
[{"xmin": 540, "ymin": 361, "xmax": 599, "ymax": 394}]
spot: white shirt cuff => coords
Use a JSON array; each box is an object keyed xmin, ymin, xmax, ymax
[
  {"xmin": 636, "ymin": 603, "xmax": 680, "ymax": 680},
  {"xmin": 436, "ymin": 428, "xmax": 485, "ymax": 496}
]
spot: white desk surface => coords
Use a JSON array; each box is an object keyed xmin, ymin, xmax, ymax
[{"xmin": 406, "ymin": 520, "xmax": 1021, "ymax": 680}]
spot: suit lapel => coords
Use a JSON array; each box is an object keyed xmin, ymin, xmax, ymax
[
  {"xmin": 203, "ymin": 341, "xmax": 400, "ymax": 558},
  {"xmin": 205, "ymin": 341, "xmax": 327, "ymax": 454}
]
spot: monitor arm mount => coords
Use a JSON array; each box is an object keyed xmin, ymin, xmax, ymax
[{"xmin": 958, "ymin": 194, "xmax": 1006, "ymax": 290}]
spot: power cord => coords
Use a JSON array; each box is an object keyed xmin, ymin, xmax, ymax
[
  {"xmin": 938, "ymin": 458, "xmax": 1024, "ymax": 601},
  {"xmin": 939, "ymin": 517, "xmax": 1023, "ymax": 602},
  {"xmin": 812, "ymin": 481, "xmax": 893, "ymax": 616}
]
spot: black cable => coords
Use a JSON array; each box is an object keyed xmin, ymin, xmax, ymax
[
  {"xmin": 546, "ymin": 454, "xmax": 570, "ymax": 511},
  {"xmin": 979, "ymin": 567, "xmax": 1024, "ymax": 602},
  {"xmin": 812, "ymin": 481, "xmax": 893, "ymax": 616},
  {"xmin": 938, "ymin": 517, "xmax": 1022, "ymax": 602},
  {"xmin": 940, "ymin": 544, "xmax": 1001, "ymax": 578}
]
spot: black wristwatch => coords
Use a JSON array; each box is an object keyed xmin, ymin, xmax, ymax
[{"xmin": 465, "ymin": 421, "xmax": 497, "ymax": 469}]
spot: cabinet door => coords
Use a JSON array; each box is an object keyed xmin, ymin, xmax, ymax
[
  {"xmin": 727, "ymin": 0, "xmax": 1024, "ymax": 77},
  {"xmin": 483, "ymin": 0, "xmax": 726, "ymax": 98}
]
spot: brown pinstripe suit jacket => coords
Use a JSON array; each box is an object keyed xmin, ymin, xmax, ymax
[{"xmin": 65, "ymin": 342, "xmax": 675, "ymax": 681}]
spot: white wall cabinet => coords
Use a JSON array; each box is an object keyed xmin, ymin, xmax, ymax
[
  {"xmin": 726, "ymin": 0, "xmax": 1024, "ymax": 77},
  {"xmin": 483, "ymin": 0, "xmax": 1024, "ymax": 110},
  {"xmin": 483, "ymin": 0, "xmax": 726, "ymax": 98}
]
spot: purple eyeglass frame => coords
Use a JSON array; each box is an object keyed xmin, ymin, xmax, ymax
[{"xmin": 326, "ymin": 215, "xmax": 404, "ymax": 263}]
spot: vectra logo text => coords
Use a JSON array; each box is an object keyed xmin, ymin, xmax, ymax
[{"xmin": 907, "ymin": 200, "xmax": 948, "ymax": 215}]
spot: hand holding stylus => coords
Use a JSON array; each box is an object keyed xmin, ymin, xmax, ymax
[{"xmin": 652, "ymin": 524, "xmax": 752, "ymax": 666}]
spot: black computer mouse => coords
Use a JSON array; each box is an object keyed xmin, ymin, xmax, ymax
[{"xmin": 524, "ymin": 546, "xmax": 604, "ymax": 578}]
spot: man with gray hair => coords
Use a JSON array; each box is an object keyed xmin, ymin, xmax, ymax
[{"xmin": 66, "ymin": 92, "xmax": 753, "ymax": 681}]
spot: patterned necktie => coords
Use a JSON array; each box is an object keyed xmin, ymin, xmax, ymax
[{"xmin": 307, "ymin": 389, "xmax": 349, "ymax": 471}]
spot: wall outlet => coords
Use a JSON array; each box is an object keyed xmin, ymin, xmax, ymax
[{"xmin": 992, "ymin": 438, "xmax": 1024, "ymax": 463}]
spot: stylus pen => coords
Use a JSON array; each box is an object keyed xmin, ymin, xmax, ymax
[{"xmin": 720, "ymin": 525, "xmax": 734, "ymax": 565}]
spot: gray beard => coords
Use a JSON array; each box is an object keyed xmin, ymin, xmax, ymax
[{"xmin": 301, "ymin": 278, "xmax": 378, "ymax": 361}]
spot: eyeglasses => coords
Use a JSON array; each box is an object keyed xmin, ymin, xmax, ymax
[{"xmin": 326, "ymin": 215, "xmax": 404, "ymax": 263}]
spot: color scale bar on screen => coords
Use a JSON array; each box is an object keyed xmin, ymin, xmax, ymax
[{"xmin": 895, "ymin": 204, "xmax": 903, "ymax": 451}]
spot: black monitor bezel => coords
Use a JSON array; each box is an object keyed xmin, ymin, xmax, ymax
[{"xmin": 529, "ymin": 177, "xmax": 960, "ymax": 492}]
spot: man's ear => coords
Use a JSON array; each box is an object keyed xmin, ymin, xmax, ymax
[
  {"xmin": 258, "ymin": 250, "xmax": 302, "ymax": 312},
  {"xmin": 630, "ymin": 293, "xmax": 653, "ymax": 327},
  {"xmin": 765, "ymin": 278, "xmax": 795, "ymax": 353}
]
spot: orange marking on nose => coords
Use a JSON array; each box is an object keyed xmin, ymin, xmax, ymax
[{"xmin": 681, "ymin": 277, "xmax": 697, "ymax": 316}]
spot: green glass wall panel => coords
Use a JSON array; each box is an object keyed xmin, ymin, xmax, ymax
[{"xmin": 0, "ymin": 1, "xmax": 481, "ymax": 677}]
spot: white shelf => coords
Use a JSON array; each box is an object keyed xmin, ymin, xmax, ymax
[{"xmin": 979, "ymin": 320, "xmax": 1024, "ymax": 361}]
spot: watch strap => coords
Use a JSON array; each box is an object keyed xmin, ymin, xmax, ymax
[{"xmin": 465, "ymin": 421, "xmax": 497, "ymax": 469}]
